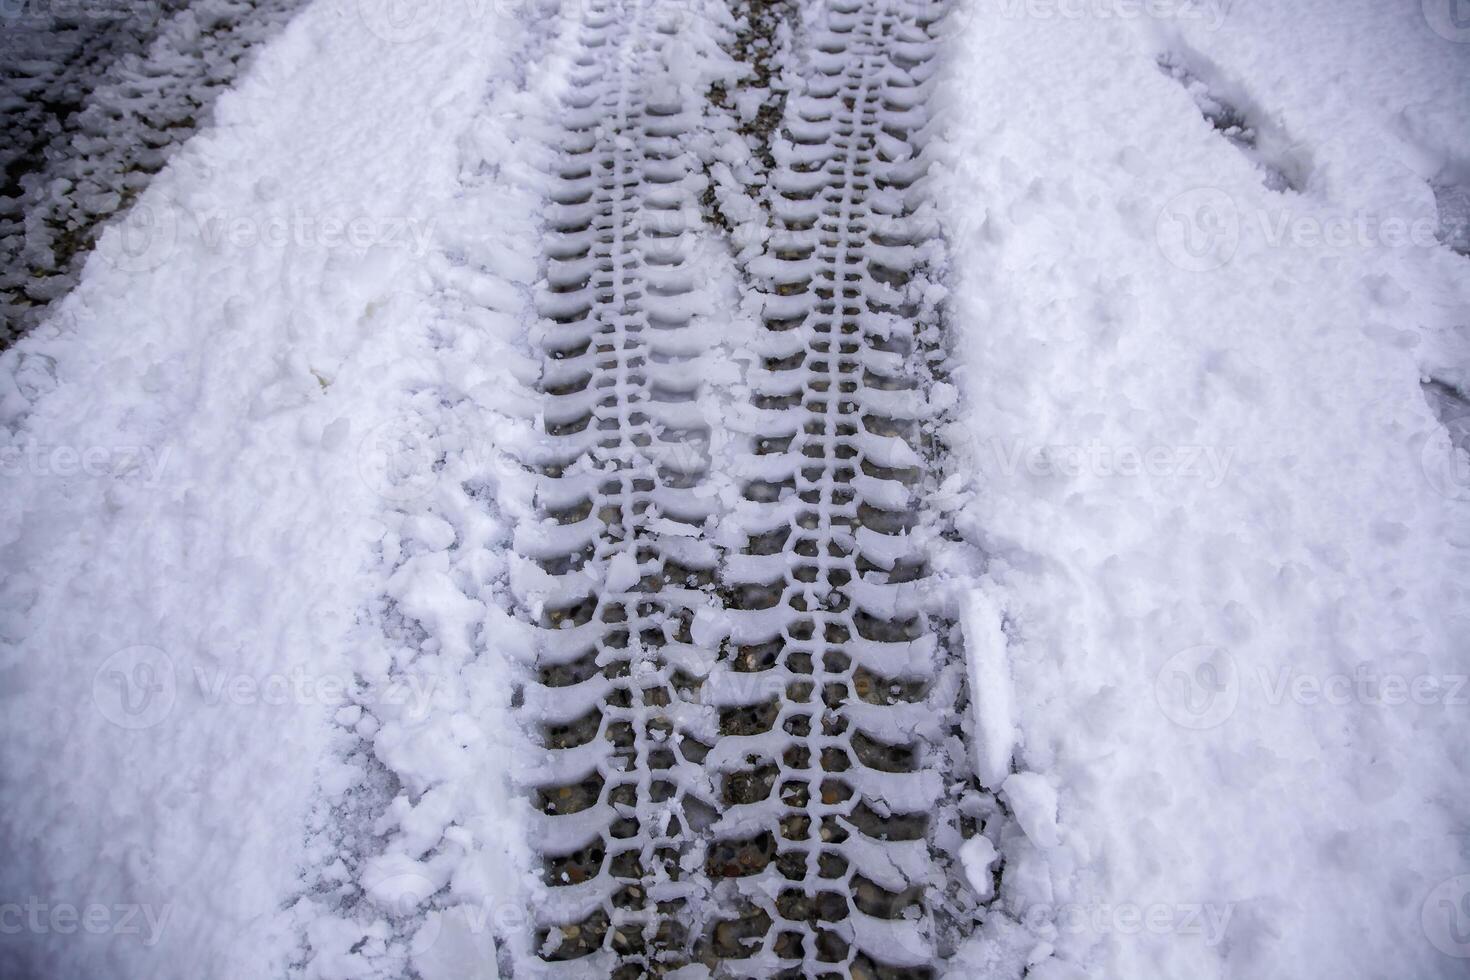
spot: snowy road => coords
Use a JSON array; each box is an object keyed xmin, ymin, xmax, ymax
[
  {"xmin": 499, "ymin": 0, "xmax": 976, "ymax": 970},
  {"xmin": 2, "ymin": 0, "xmax": 1470, "ymax": 978}
]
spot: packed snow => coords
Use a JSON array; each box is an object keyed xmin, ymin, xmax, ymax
[{"xmin": 934, "ymin": 1, "xmax": 1470, "ymax": 976}]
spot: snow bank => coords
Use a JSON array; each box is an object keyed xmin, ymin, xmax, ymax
[
  {"xmin": 935, "ymin": 0, "xmax": 1470, "ymax": 976},
  {"xmin": 0, "ymin": 0, "xmax": 523, "ymax": 975}
]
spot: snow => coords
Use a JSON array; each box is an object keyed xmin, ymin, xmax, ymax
[
  {"xmin": 0, "ymin": 0, "xmax": 309, "ymax": 345},
  {"xmin": 0, "ymin": 0, "xmax": 1467, "ymax": 975},
  {"xmin": 934, "ymin": 0, "xmax": 1470, "ymax": 977},
  {"xmin": 960, "ymin": 834, "xmax": 1001, "ymax": 901},
  {"xmin": 0, "ymin": 0, "xmax": 531, "ymax": 976},
  {"xmin": 960, "ymin": 588, "xmax": 1017, "ymax": 790},
  {"xmin": 1001, "ymin": 772, "xmax": 1061, "ymax": 850}
]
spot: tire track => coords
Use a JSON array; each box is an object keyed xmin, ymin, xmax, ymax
[
  {"xmin": 702, "ymin": 0, "xmax": 966, "ymax": 974},
  {"xmin": 517, "ymin": 0, "xmax": 725, "ymax": 973},
  {"xmin": 517, "ymin": 0, "xmax": 980, "ymax": 973}
]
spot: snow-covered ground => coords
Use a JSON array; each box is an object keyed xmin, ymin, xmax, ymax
[
  {"xmin": 936, "ymin": 1, "xmax": 1470, "ymax": 976},
  {"xmin": 0, "ymin": 0, "xmax": 1466, "ymax": 977},
  {"xmin": 0, "ymin": 0, "xmax": 308, "ymax": 346},
  {"xmin": 0, "ymin": 2, "xmax": 530, "ymax": 976}
]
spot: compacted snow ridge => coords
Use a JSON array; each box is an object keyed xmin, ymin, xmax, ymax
[{"xmin": 0, "ymin": 0, "xmax": 308, "ymax": 347}]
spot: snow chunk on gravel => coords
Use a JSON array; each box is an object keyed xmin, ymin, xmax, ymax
[{"xmin": 960, "ymin": 835, "xmax": 1000, "ymax": 901}]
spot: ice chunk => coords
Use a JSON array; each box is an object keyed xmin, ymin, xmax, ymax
[
  {"xmin": 959, "ymin": 835, "xmax": 999, "ymax": 901},
  {"xmin": 961, "ymin": 590, "xmax": 1014, "ymax": 790},
  {"xmin": 604, "ymin": 550, "xmax": 641, "ymax": 592},
  {"xmin": 1002, "ymin": 772, "xmax": 1060, "ymax": 849}
]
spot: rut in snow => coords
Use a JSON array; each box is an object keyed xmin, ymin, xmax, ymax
[
  {"xmin": 516, "ymin": 0, "xmax": 984, "ymax": 973},
  {"xmin": 702, "ymin": 0, "xmax": 977, "ymax": 974},
  {"xmin": 517, "ymin": 0, "xmax": 725, "ymax": 973}
]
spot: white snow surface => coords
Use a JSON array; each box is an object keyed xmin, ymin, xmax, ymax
[
  {"xmin": 935, "ymin": 1, "xmax": 1470, "ymax": 977},
  {"xmin": 0, "ymin": 0, "xmax": 532, "ymax": 977},
  {"xmin": 0, "ymin": 0, "xmax": 1467, "ymax": 977}
]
